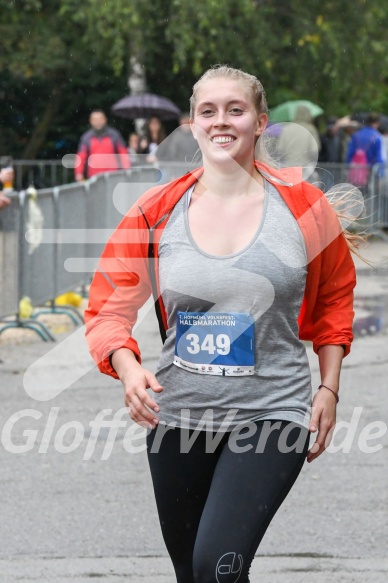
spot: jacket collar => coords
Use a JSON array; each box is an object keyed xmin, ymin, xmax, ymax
[{"xmin": 139, "ymin": 162, "xmax": 304, "ymax": 229}]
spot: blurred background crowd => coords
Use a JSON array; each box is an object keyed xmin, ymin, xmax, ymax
[{"xmin": 1, "ymin": 0, "xmax": 388, "ymax": 191}]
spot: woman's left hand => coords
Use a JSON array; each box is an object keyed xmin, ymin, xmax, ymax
[{"xmin": 307, "ymin": 389, "xmax": 337, "ymax": 463}]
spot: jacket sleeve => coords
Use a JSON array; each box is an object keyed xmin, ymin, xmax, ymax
[
  {"xmin": 75, "ymin": 139, "xmax": 88, "ymax": 178},
  {"xmin": 117, "ymin": 142, "xmax": 131, "ymax": 170},
  {"xmin": 84, "ymin": 208, "xmax": 152, "ymax": 379},
  {"xmin": 112, "ymin": 129, "xmax": 131, "ymax": 170},
  {"xmin": 308, "ymin": 191, "xmax": 356, "ymax": 356}
]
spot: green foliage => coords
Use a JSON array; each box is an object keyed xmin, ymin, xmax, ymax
[{"xmin": 1, "ymin": 0, "xmax": 388, "ymax": 158}]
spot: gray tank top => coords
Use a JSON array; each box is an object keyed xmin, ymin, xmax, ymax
[{"xmin": 154, "ymin": 179, "xmax": 312, "ymax": 431}]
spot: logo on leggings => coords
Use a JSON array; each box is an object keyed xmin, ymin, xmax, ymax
[{"xmin": 216, "ymin": 552, "xmax": 243, "ymax": 582}]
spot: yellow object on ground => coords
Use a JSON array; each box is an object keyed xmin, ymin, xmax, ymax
[
  {"xmin": 19, "ymin": 296, "xmax": 34, "ymax": 319},
  {"xmin": 55, "ymin": 292, "xmax": 83, "ymax": 307}
]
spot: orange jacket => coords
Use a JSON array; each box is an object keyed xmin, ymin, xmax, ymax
[{"xmin": 84, "ymin": 162, "xmax": 356, "ymax": 379}]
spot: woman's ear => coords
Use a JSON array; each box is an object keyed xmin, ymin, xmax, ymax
[
  {"xmin": 190, "ymin": 120, "xmax": 197, "ymax": 141},
  {"xmin": 255, "ymin": 113, "xmax": 268, "ymax": 138}
]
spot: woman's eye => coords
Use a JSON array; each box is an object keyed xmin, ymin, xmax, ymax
[
  {"xmin": 201, "ymin": 109, "xmax": 214, "ymax": 116},
  {"xmin": 230, "ymin": 108, "xmax": 243, "ymax": 114}
]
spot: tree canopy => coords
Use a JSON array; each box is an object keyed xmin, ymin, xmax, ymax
[{"xmin": 1, "ymin": 0, "xmax": 387, "ymax": 159}]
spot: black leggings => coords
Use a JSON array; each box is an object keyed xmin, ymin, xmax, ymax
[{"xmin": 146, "ymin": 420, "xmax": 310, "ymax": 583}]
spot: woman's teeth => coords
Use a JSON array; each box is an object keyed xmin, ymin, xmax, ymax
[{"xmin": 212, "ymin": 136, "xmax": 234, "ymax": 143}]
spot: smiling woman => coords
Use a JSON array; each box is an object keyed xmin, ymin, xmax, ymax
[{"xmin": 84, "ymin": 64, "xmax": 357, "ymax": 582}]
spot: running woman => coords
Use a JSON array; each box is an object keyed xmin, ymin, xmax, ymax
[{"xmin": 85, "ymin": 65, "xmax": 358, "ymax": 582}]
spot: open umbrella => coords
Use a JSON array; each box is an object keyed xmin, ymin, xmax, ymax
[
  {"xmin": 111, "ymin": 93, "xmax": 181, "ymax": 120},
  {"xmin": 269, "ymin": 100, "xmax": 324, "ymax": 123}
]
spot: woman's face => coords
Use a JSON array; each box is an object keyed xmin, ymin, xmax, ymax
[
  {"xmin": 149, "ymin": 117, "xmax": 161, "ymax": 133},
  {"xmin": 129, "ymin": 134, "xmax": 139, "ymax": 149},
  {"xmin": 191, "ymin": 78, "xmax": 267, "ymax": 167}
]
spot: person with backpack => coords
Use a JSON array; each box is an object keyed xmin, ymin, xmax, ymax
[
  {"xmin": 74, "ymin": 110, "xmax": 130, "ymax": 181},
  {"xmin": 346, "ymin": 112, "xmax": 384, "ymax": 187}
]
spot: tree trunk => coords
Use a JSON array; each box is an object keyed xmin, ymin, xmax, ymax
[
  {"xmin": 128, "ymin": 53, "xmax": 147, "ymax": 134},
  {"xmin": 22, "ymin": 81, "xmax": 63, "ymax": 160},
  {"xmin": 128, "ymin": 54, "xmax": 147, "ymax": 95}
]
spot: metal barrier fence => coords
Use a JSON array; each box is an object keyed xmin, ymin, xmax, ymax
[
  {"xmin": 0, "ymin": 164, "xmax": 185, "ymax": 339},
  {"xmin": 1, "ymin": 163, "xmax": 387, "ymax": 340},
  {"xmin": 12, "ymin": 160, "xmax": 73, "ymax": 190},
  {"xmin": 305, "ymin": 162, "xmax": 388, "ymax": 237},
  {"xmin": 369, "ymin": 165, "xmax": 388, "ymax": 235},
  {"xmin": 10, "ymin": 159, "xmax": 197, "ymax": 190},
  {"xmin": 0, "ymin": 192, "xmax": 20, "ymax": 318}
]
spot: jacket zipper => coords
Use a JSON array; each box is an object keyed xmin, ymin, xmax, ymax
[{"xmin": 139, "ymin": 206, "xmax": 169, "ymax": 343}]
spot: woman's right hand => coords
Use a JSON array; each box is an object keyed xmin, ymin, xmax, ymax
[
  {"xmin": 0, "ymin": 193, "xmax": 11, "ymax": 209},
  {"xmin": 111, "ymin": 348, "xmax": 163, "ymax": 429}
]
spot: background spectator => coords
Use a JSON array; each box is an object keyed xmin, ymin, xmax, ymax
[
  {"xmin": 346, "ymin": 112, "xmax": 384, "ymax": 167},
  {"xmin": 319, "ymin": 117, "xmax": 342, "ymax": 163},
  {"xmin": 145, "ymin": 116, "xmax": 166, "ymax": 153},
  {"xmin": 144, "ymin": 116, "xmax": 166, "ymax": 162},
  {"xmin": 156, "ymin": 113, "xmax": 198, "ymax": 163},
  {"xmin": 0, "ymin": 166, "xmax": 14, "ymax": 190},
  {"xmin": 277, "ymin": 105, "xmax": 321, "ymax": 168},
  {"xmin": 335, "ymin": 118, "xmax": 360, "ymax": 162},
  {"xmin": 346, "ymin": 112, "xmax": 385, "ymax": 188},
  {"xmin": 128, "ymin": 132, "xmax": 141, "ymax": 165},
  {"xmin": 74, "ymin": 110, "xmax": 130, "ymax": 181},
  {"xmin": 138, "ymin": 135, "xmax": 150, "ymax": 155},
  {"xmin": 0, "ymin": 166, "xmax": 14, "ymax": 210}
]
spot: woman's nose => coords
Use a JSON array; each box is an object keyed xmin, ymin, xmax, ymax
[{"xmin": 213, "ymin": 110, "xmax": 229, "ymax": 126}]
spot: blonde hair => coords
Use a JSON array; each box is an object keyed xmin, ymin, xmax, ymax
[
  {"xmin": 325, "ymin": 184, "xmax": 370, "ymax": 260},
  {"xmin": 189, "ymin": 64, "xmax": 268, "ymax": 119}
]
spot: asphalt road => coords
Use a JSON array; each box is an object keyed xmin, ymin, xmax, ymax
[{"xmin": 0, "ymin": 244, "xmax": 387, "ymax": 582}]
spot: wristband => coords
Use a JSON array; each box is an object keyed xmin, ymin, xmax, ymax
[{"xmin": 318, "ymin": 384, "xmax": 339, "ymax": 403}]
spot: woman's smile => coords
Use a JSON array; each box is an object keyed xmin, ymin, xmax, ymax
[{"xmin": 211, "ymin": 134, "xmax": 237, "ymax": 146}]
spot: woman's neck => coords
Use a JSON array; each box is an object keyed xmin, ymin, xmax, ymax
[{"xmin": 197, "ymin": 158, "xmax": 263, "ymax": 199}]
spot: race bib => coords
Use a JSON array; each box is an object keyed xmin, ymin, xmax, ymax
[{"xmin": 174, "ymin": 311, "xmax": 255, "ymax": 376}]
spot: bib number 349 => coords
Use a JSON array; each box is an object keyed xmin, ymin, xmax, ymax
[
  {"xmin": 186, "ymin": 333, "xmax": 230, "ymax": 355},
  {"xmin": 174, "ymin": 312, "xmax": 255, "ymax": 376}
]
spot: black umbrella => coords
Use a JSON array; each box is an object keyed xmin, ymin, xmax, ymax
[{"xmin": 111, "ymin": 93, "xmax": 181, "ymax": 120}]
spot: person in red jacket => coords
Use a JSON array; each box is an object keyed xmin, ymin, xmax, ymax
[
  {"xmin": 74, "ymin": 110, "xmax": 130, "ymax": 180},
  {"xmin": 85, "ymin": 66, "xmax": 360, "ymax": 582}
]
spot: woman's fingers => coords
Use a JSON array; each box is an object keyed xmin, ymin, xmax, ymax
[
  {"xmin": 307, "ymin": 396, "xmax": 336, "ymax": 463},
  {"xmin": 126, "ymin": 393, "xmax": 159, "ymax": 429},
  {"xmin": 309, "ymin": 407, "xmax": 321, "ymax": 434},
  {"xmin": 307, "ymin": 420, "xmax": 334, "ymax": 463},
  {"xmin": 144, "ymin": 370, "xmax": 164, "ymax": 395},
  {"xmin": 124, "ymin": 368, "xmax": 164, "ymax": 428},
  {"xmin": 141, "ymin": 370, "xmax": 163, "ymax": 413}
]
